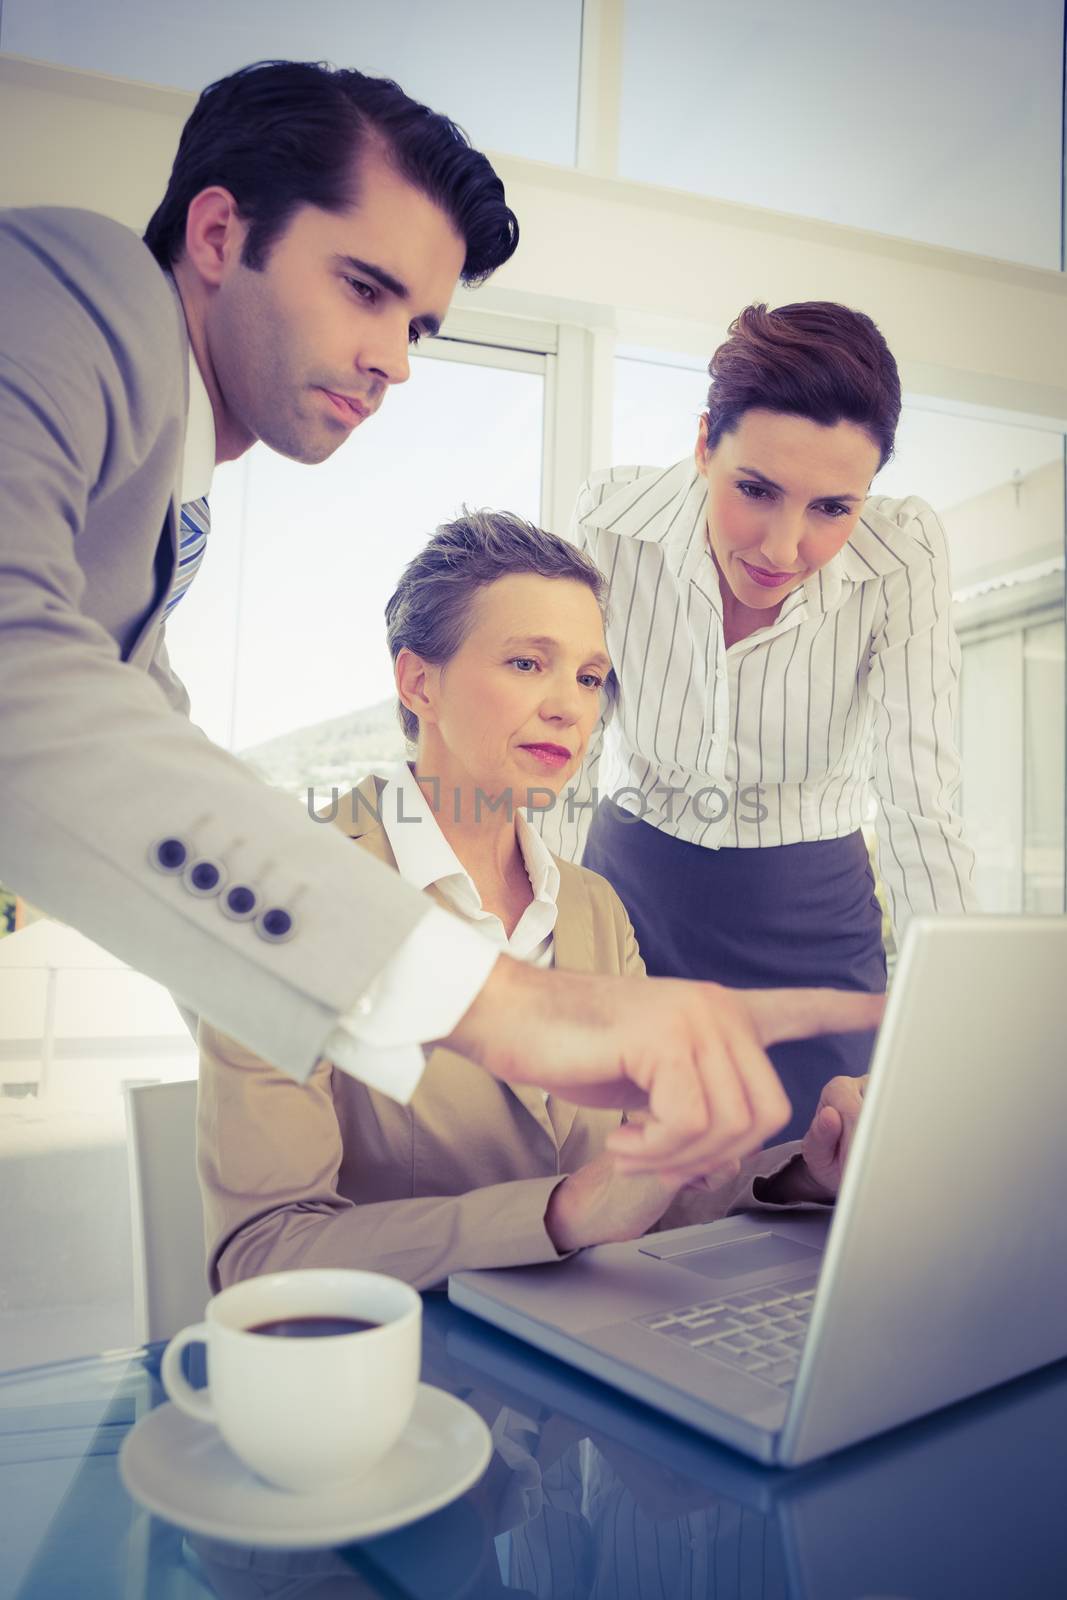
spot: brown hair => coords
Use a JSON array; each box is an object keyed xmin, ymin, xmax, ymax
[
  {"xmin": 385, "ymin": 509, "xmax": 607, "ymax": 744},
  {"xmin": 703, "ymin": 302, "xmax": 901, "ymax": 470}
]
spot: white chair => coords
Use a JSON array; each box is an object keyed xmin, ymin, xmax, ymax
[{"xmin": 125, "ymin": 1078, "xmax": 209, "ymax": 1343}]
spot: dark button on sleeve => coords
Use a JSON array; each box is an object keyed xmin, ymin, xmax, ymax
[
  {"xmin": 221, "ymin": 885, "xmax": 257, "ymax": 921},
  {"xmin": 184, "ymin": 858, "xmax": 225, "ymax": 897},
  {"xmin": 149, "ymin": 837, "xmax": 188, "ymax": 873},
  {"xmin": 256, "ymin": 907, "xmax": 295, "ymax": 943}
]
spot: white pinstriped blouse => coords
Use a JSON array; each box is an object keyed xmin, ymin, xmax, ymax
[{"xmin": 537, "ymin": 460, "xmax": 977, "ymax": 935}]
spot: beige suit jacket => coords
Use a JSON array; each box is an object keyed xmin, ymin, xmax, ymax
[
  {"xmin": 198, "ymin": 780, "xmax": 805, "ymax": 1292},
  {"xmin": 0, "ymin": 209, "xmax": 430, "ymax": 1081}
]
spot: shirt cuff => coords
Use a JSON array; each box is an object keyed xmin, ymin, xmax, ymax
[
  {"xmin": 735, "ymin": 1144, "xmax": 835, "ymax": 1210},
  {"xmin": 324, "ymin": 905, "xmax": 501, "ymax": 1103}
]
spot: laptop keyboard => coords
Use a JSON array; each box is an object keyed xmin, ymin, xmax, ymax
[{"xmin": 633, "ymin": 1284, "xmax": 817, "ymax": 1388}]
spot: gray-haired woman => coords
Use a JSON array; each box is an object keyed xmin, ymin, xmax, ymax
[{"xmin": 197, "ymin": 511, "xmax": 868, "ymax": 1292}]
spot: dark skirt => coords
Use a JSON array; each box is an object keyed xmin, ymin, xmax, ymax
[{"xmin": 582, "ymin": 800, "xmax": 887, "ymax": 1142}]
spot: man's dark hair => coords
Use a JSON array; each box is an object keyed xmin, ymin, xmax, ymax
[
  {"xmin": 385, "ymin": 510, "xmax": 608, "ymax": 745},
  {"xmin": 144, "ymin": 60, "xmax": 518, "ymax": 284}
]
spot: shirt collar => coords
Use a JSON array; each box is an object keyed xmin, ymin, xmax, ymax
[
  {"xmin": 831, "ymin": 505, "xmax": 913, "ymax": 583},
  {"xmin": 515, "ymin": 808, "xmax": 562, "ymax": 907},
  {"xmin": 579, "ymin": 461, "xmax": 710, "ymax": 587},
  {"xmin": 374, "ymin": 761, "xmax": 561, "ymax": 912},
  {"xmin": 812, "ymin": 503, "xmax": 913, "ymax": 616},
  {"xmin": 180, "ymin": 346, "xmax": 216, "ymax": 504},
  {"xmin": 582, "ymin": 461, "xmax": 908, "ymax": 610}
]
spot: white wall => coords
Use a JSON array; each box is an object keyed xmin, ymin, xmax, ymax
[
  {"xmin": 1, "ymin": 0, "xmax": 584, "ymax": 165},
  {"xmin": 3, "ymin": 52, "xmax": 1066, "ymax": 429},
  {"xmin": 939, "ymin": 458, "xmax": 1066, "ymax": 588},
  {"xmin": 619, "ymin": 0, "xmax": 1065, "ymax": 268}
]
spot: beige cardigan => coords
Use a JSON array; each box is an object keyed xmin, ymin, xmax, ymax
[{"xmin": 198, "ymin": 777, "xmax": 803, "ymax": 1292}]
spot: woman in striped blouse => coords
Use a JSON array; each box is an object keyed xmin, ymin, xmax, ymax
[{"xmin": 542, "ymin": 301, "xmax": 977, "ymax": 1139}]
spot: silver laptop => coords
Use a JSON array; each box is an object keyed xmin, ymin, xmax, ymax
[{"xmin": 450, "ymin": 916, "xmax": 1067, "ymax": 1466}]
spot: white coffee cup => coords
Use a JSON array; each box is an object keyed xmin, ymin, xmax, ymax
[{"xmin": 161, "ymin": 1268, "xmax": 421, "ymax": 1492}]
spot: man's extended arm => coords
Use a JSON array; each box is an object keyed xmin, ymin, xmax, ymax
[
  {"xmin": 0, "ymin": 208, "xmax": 882, "ymax": 1171},
  {"xmin": 0, "ymin": 208, "xmax": 477, "ymax": 1082}
]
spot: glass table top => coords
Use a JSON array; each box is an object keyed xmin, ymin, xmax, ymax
[{"xmin": 2, "ymin": 1296, "xmax": 1066, "ymax": 1599}]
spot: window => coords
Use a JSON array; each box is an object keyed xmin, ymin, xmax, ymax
[
  {"xmin": 1024, "ymin": 621, "xmax": 1066, "ymax": 912},
  {"xmin": 165, "ymin": 339, "xmax": 546, "ymax": 785},
  {"xmin": 1, "ymin": 0, "xmax": 583, "ymax": 165},
  {"xmin": 882, "ymin": 410, "xmax": 1066, "ymax": 913},
  {"xmin": 613, "ymin": 350, "xmax": 707, "ymax": 468}
]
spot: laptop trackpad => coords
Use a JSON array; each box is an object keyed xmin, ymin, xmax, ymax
[{"xmin": 640, "ymin": 1230, "xmax": 821, "ymax": 1281}]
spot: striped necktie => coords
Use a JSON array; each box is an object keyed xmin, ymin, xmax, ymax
[{"xmin": 164, "ymin": 495, "xmax": 210, "ymax": 617}]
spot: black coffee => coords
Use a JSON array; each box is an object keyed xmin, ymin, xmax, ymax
[{"xmin": 247, "ymin": 1316, "xmax": 381, "ymax": 1338}]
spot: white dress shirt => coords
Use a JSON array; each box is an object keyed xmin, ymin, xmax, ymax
[
  {"xmin": 181, "ymin": 350, "xmax": 215, "ymax": 503},
  {"xmin": 324, "ymin": 763, "xmax": 560, "ymax": 1099},
  {"xmin": 178, "ymin": 369, "xmax": 501, "ymax": 1103},
  {"xmin": 377, "ymin": 761, "xmax": 560, "ymax": 966},
  {"xmin": 537, "ymin": 461, "xmax": 977, "ymax": 934}
]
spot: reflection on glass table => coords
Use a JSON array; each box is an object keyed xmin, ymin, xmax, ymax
[{"xmin": 2, "ymin": 1298, "xmax": 1066, "ymax": 1600}]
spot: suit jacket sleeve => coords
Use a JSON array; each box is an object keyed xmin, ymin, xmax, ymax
[
  {"xmin": 198, "ymin": 1019, "xmax": 568, "ymax": 1294},
  {"xmin": 145, "ymin": 630, "xmax": 193, "ymax": 720},
  {"xmin": 617, "ymin": 898, "xmax": 646, "ymax": 978},
  {"xmin": 197, "ymin": 859, "xmax": 633, "ymax": 1294},
  {"xmin": 0, "ymin": 208, "xmax": 435, "ymax": 1083}
]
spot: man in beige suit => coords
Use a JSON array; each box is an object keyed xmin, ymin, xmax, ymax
[
  {"xmin": 199, "ymin": 514, "xmax": 863, "ymax": 1290},
  {"xmin": 1, "ymin": 60, "xmax": 881, "ymax": 1186}
]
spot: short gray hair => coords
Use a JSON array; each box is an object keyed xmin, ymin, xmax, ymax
[{"xmin": 385, "ymin": 509, "xmax": 607, "ymax": 744}]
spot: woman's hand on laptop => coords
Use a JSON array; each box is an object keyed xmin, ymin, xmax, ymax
[
  {"xmin": 446, "ymin": 959, "xmax": 884, "ymax": 1183},
  {"xmin": 798, "ymin": 1073, "xmax": 868, "ymax": 1198},
  {"xmin": 761, "ymin": 1073, "xmax": 869, "ymax": 1205},
  {"xmin": 544, "ymin": 1150, "xmax": 685, "ymax": 1255}
]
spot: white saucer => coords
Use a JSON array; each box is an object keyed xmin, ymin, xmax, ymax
[{"xmin": 119, "ymin": 1383, "xmax": 492, "ymax": 1549}]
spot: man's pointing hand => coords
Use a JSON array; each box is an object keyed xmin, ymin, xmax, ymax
[{"xmin": 444, "ymin": 960, "xmax": 884, "ymax": 1180}]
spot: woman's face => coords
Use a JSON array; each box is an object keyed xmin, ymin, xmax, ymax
[
  {"xmin": 695, "ymin": 408, "xmax": 882, "ymax": 611},
  {"xmin": 401, "ymin": 573, "xmax": 611, "ymax": 801}
]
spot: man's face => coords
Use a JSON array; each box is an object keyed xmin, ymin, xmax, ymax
[{"xmin": 204, "ymin": 150, "xmax": 466, "ymax": 464}]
